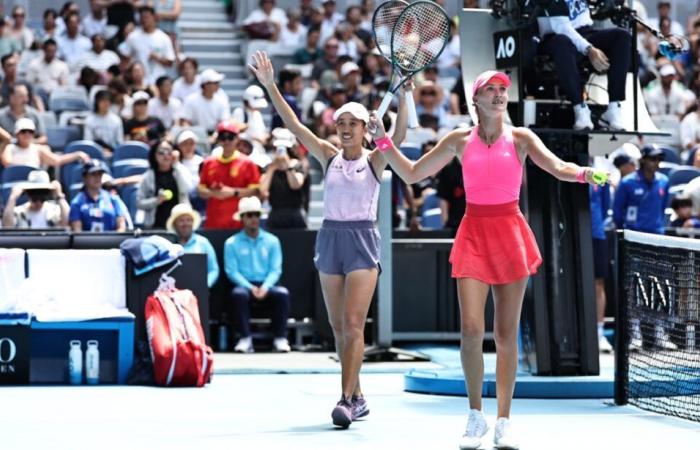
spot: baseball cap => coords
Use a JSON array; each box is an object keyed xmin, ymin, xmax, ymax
[
  {"xmin": 272, "ymin": 127, "xmax": 296, "ymax": 148},
  {"xmin": 612, "ymin": 153, "xmax": 633, "ymax": 168},
  {"xmin": 332, "ymin": 102, "xmax": 369, "ymax": 123},
  {"xmin": 131, "ymin": 90, "xmax": 150, "ymax": 103},
  {"xmin": 472, "ymin": 70, "xmax": 511, "ymax": 97},
  {"xmin": 176, "ymin": 129, "xmax": 199, "ymax": 145},
  {"xmin": 200, "ymin": 68, "xmax": 225, "ymax": 85},
  {"xmin": 340, "ymin": 61, "xmax": 360, "ymax": 77},
  {"xmin": 82, "ymin": 159, "xmax": 110, "ymax": 176},
  {"xmin": 659, "ymin": 64, "xmax": 676, "ymax": 77},
  {"xmin": 14, "ymin": 117, "xmax": 36, "ymax": 134},
  {"xmin": 640, "ymin": 144, "xmax": 664, "ymax": 159},
  {"xmin": 243, "ymin": 85, "xmax": 268, "ymax": 109},
  {"xmin": 216, "ymin": 121, "xmax": 242, "ymax": 135}
]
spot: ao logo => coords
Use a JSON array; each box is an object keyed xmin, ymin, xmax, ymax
[
  {"xmin": 496, "ymin": 36, "xmax": 516, "ymax": 59},
  {"xmin": 0, "ymin": 338, "xmax": 17, "ymax": 363}
]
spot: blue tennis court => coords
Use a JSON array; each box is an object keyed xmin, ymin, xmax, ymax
[{"xmin": 1, "ymin": 353, "xmax": 698, "ymax": 449}]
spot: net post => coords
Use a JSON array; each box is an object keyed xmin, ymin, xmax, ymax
[{"xmin": 614, "ymin": 230, "xmax": 629, "ymax": 406}]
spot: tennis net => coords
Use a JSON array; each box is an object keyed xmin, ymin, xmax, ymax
[{"xmin": 615, "ymin": 230, "xmax": 700, "ymax": 422}]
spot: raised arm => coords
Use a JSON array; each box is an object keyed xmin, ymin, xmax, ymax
[
  {"xmin": 514, "ymin": 127, "xmax": 605, "ymax": 184},
  {"xmin": 249, "ymin": 51, "xmax": 336, "ymax": 167},
  {"xmin": 369, "ymin": 111, "xmax": 464, "ymax": 185}
]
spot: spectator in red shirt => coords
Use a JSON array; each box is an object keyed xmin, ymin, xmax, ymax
[{"xmin": 198, "ymin": 122, "xmax": 261, "ymax": 229}]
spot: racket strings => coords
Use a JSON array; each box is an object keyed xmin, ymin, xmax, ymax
[
  {"xmin": 392, "ymin": 5, "xmax": 450, "ymax": 71},
  {"xmin": 373, "ymin": 1, "xmax": 406, "ymax": 56}
]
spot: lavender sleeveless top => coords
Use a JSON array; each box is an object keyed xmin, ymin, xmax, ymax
[{"xmin": 323, "ymin": 150, "xmax": 380, "ymax": 221}]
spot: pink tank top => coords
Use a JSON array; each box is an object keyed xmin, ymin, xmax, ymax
[
  {"xmin": 323, "ymin": 150, "xmax": 380, "ymax": 221},
  {"xmin": 462, "ymin": 126, "xmax": 522, "ymax": 205}
]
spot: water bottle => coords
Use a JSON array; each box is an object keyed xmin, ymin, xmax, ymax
[
  {"xmin": 219, "ymin": 314, "xmax": 229, "ymax": 351},
  {"xmin": 68, "ymin": 340, "xmax": 82, "ymax": 385},
  {"xmin": 85, "ymin": 340, "xmax": 100, "ymax": 385}
]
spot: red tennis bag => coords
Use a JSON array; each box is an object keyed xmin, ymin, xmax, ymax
[{"xmin": 145, "ymin": 289, "xmax": 214, "ymax": 387}]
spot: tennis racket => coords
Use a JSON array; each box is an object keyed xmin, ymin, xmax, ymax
[
  {"xmin": 375, "ymin": 1, "xmax": 451, "ymax": 125},
  {"xmin": 372, "ymin": 1, "xmax": 418, "ymax": 127}
]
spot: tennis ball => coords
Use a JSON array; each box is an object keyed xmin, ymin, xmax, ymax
[
  {"xmin": 592, "ymin": 171, "xmax": 608, "ymax": 185},
  {"xmin": 163, "ymin": 189, "xmax": 173, "ymax": 201}
]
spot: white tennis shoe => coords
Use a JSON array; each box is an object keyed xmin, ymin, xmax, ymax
[
  {"xmin": 494, "ymin": 417, "xmax": 519, "ymax": 450},
  {"xmin": 458, "ymin": 409, "xmax": 488, "ymax": 449}
]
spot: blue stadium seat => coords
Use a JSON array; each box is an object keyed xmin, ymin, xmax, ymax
[
  {"xmin": 119, "ymin": 185, "xmax": 139, "ymax": 225},
  {"xmin": 49, "ymin": 87, "xmax": 90, "ymax": 114},
  {"xmin": 113, "ymin": 141, "xmax": 149, "ymax": 162},
  {"xmin": 421, "ymin": 208, "xmax": 443, "ymax": 229},
  {"xmin": 1, "ymin": 165, "xmax": 34, "ymax": 206},
  {"xmin": 46, "ymin": 126, "xmax": 82, "ymax": 153},
  {"xmin": 668, "ymin": 166, "xmax": 700, "ymax": 187},
  {"xmin": 67, "ymin": 165, "xmax": 86, "ymax": 200},
  {"xmin": 658, "ymin": 162, "xmax": 678, "ymax": 177},
  {"xmin": 65, "ymin": 140, "xmax": 104, "ymax": 160},
  {"xmin": 113, "ymin": 163, "xmax": 149, "ymax": 179},
  {"xmin": 422, "ymin": 192, "xmax": 440, "ymax": 213},
  {"xmin": 686, "ymin": 147, "xmax": 698, "ymax": 166},
  {"xmin": 400, "ymin": 144, "xmax": 421, "ymax": 161},
  {"xmin": 659, "ymin": 146, "xmax": 681, "ymax": 165}
]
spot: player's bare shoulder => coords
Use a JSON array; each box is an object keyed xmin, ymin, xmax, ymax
[{"xmin": 441, "ymin": 127, "xmax": 472, "ymax": 155}]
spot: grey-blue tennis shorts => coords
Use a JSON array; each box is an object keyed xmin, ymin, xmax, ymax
[{"xmin": 314, "ymin": 220, "xmax": 381, "ymax": 275}]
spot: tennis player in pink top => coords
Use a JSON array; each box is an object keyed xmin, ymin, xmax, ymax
[
  {"xmin": 250, "ymin": 51, "xmax": 409, "ymax": 429},
  {"xmin": 371, "ymin": 70, "xmax": 607, "ymax": 450}
]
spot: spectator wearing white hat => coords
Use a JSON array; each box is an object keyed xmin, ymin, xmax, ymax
[
  {"xmin": 644, "ymin": 63, "xmax": 695, "ymax": 118},
  {"xmin": 176, "ymin": 129, "xmax": 204, "ymax": 190},
  {"xmin": 84, "ymin": 90, "xmax": 124, "ymax": 157},
  {"xmin": 181, "ymin": 68, "xmax": 231, "ymax": 134},
  {"xmin": 232, "ymin": 85, "xmax": 270, "ymax": 143},
  {"xmin": 224, "ymin": 196, "xmax": 291, "ymax": 353},
  {"xmin": 148, "ymin": 75, "xmax": 183, "ymax": 129},
  {"xmin": 167, "ymin": 203, "xmax": 220, "ymax": 288},
  {"xmin": 2, "ymin": 170, "xmax": 69, "ymax": 229},
  {"xmin": 260, "ymin": 128, "xmax": 308, "ymax": 229},
  {"xmin": 124, "ymin": 91, "xmax": 166, "ymax": 148},
  {"xmin": 119, "ymin": 5, "xmax": 175, "ymax": 84},
  {"xmin": 1, "ymin": 118, "xmax": 88, "ymax": 168}
]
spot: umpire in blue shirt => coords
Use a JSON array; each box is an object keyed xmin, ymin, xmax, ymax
[
  {"xmin": 224, "ymin": 196, "xmax": 291, "ymax": 353},
  {"xmin": 613, "ymin": 144, "xmax": 669, "ymax": 234}
]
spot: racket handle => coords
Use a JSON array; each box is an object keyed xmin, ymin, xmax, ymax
[
  {"xmin": 405, "ymin": 90, "xmax": 419, "ymax": 128},
  {"xmin": 376, "ymin": 92, "xmax": 394, "ymax": 121}
]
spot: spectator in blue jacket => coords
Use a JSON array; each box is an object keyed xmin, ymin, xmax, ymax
[
  {"xmin": 69, "ymin": 160, "xmax": 127, "ymax": 232},
  {"xmin": 590, "ymin": 182, "xmax": 612, "ymax": 353},
  {"xmin": 613, "ymin": 145, "xmax": 669, "ymax": 234},
  {"xmin": 224, "ymin": 196, "xmax": 291, "ymax": 353},
  {"xmin": 166, "ymin": 203, "xmax": 219, "ymax": 288}
]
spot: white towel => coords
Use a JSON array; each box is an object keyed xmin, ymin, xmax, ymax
[
  {"xmin": 25, "ymin": 249, "xmax": 131, "ymax": 321},
  {"xmin": 0, "ymin": 248, "xmax": 26, "ymax": 312}
]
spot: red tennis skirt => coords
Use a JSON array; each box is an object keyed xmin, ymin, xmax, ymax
[{"xmin": 450, "ymin": 201, "xmax": 542, "ymax": 285}]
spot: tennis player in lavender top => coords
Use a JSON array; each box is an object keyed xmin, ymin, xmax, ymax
[
  {"xmin": 370, "ymin": 70, "xmax": 608, "ymax": 449},
  {"xmin": 250, "ymin": 51, "xmax": 408, "ymax": 429}
]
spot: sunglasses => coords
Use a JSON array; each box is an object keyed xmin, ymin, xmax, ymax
[
  {"xmin": 242, "ymin": 212, "xmax": 261, "ymax": 218},
  {"xmin": 421, "ymin": 91, "xmax": 437, "ymax": 96},
  {"xmin": 18, "ymin": 129, "xmax": 33, "ymax": 134},
  {"xmin": 219, "ymin": 133, "xmax": 237, "ymax": 141},
  {"xmin": 157, "ymin": 150, "xmax": 172, "ymax": 156}
]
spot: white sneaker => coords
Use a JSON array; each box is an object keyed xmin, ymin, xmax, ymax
[
  {"xmin": 273, "ymin": 337, "xmax": 291, "ymax": 353},
  {"xmin": 599, "ymin": 335, "xmax": 613, "ymax": 353},
  {"xmin": 494, "ymin": 417, "xmax": 519, "ymax": 450},
  {"xmin": 599, "ymin": 101, "xmax": 625, "ymax": 131},
  {"xmin": 573, "ymin": 103, "xmax": 594, "ymax": 130},
  {"xmin": 458, "ymin": 409, "xmax": 488, "ymax": 450},
  {"xmin": 234, "ymin": 337, "xmax": 254, "ymax": 353}
]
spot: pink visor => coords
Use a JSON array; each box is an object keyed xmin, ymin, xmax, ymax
[{"xmin": 471, "ymin": 70, "xmax": 511, "ymax": 97}]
